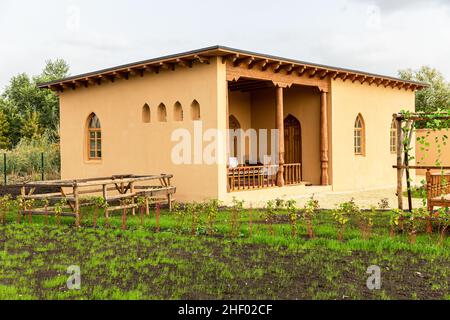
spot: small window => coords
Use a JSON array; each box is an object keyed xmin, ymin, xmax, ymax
[
  {"xmin": 191, "ymin": 100, "xmax": 201, "ymax": 121},
  {"xmin": 354, "ymin": 114, "xmax": 365, "ymax": 156},
  {"xmin": 142, "ymin": 104, "xmax": 151, "ymax": 123},
  {"xmin": 390, "ymin": 120, "xmax": 397, "ymax": 154},
  {"xmin": 158, "ymin": 103, "xmax": 167, "ymax": 122},
  {"xmin": 87, "ymin": 113, "xmax": 102, "ymax": 160},
  {"xmin": 174, "ymin": 102, "xmax": 183, "ymax": 122}
]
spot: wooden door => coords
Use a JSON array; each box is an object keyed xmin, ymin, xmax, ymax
[
  {"xmin": 284, "ymin": 115, "xmax": 302, "ymax": 165},
  {"xmin": 229, "ymin": 115, "xmax": 241, "ymax": 158}
]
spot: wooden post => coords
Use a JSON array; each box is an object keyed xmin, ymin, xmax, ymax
[
  {"xmin": 276, "ymin": 86, "xmax": 285, "ymax": 187},
  {"xmin": 396, "ymin": 118, "xmax": 404, "ymax": 210},
  {"xmin": 145, "ymin": 197, "xmax": 150, "ymax": 216},
  {"xmin": 226, "ymin": 84, "xmax": 231, "ymax": 193},
  {"xmin": 73, "ymin": 183, "xmax": 80, "ymax": 228},
  {"xmin": 404, "ymin": 120, "xmax": 414, "ymax": 212},
  {"xmin": 320, "ymin": 90, "xmax": 329, "ymax": 185},
  {"xmin": 156, "ymin": 203, "xmax": 161, "ymax": 233},
  {"xmin": 130, "ymin": 181, "xmax": 136, "ymax": 216},
  {"xmin": 102, "ymin": 184, "xmax": 107, "ymax": 201}
]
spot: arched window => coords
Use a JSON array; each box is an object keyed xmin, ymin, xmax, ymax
[
  {"xmin": 87, "ymin": 113, "xmax": 102, "ymax": 160},
  {"xmin": 142, "ymin": 104, "xmax": 151, "ymax": 123},
  {"xmin": 354, "ymin": 114, "xmax": 365, "ymax": 156},
  {"xmin": 390, "ymin": 120, "xmax": 397, "ymax": 154},
  {"xmin": 158, "ymin": 103, "xmax": 167, "ymax": 122},
  {"xmin": 174, "ymin": 102, "xmax": 183, "ymax": 122},
  {"xmin": 191, "ymin": 100, "xmax": 201, "ymax": 121}
]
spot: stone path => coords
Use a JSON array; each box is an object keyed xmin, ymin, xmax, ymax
[{"xmin": 290, "ymin": 187, "xmax": 424, "ymax": 210}]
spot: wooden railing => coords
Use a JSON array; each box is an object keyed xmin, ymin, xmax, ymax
[
  {"xmin": 228, "ymin": 163, "xmax": 302, "ymax": 192},
  {"xmin": 284, "ymin": 163, "xmax": 302, "ymax": 186}
]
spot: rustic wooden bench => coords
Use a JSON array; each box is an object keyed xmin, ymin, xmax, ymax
[
  {"xmin": 426, "ymin": 171, "xmax": 450, "ymax": 212},
  {"xmin": 20, "ymin": 174, "xmax": 176, "ymax": 227}
]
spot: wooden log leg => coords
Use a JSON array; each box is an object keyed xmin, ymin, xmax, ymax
[
  {"xmin": 17, "ymin": 208, "xmax": 22, "ymax": 224},
  {"xmin": 426, "ymin": 206, "xmax": 434, "ymax": 234},
  {"xmin": 168, "ymin": 194, "xmax": 173, "ymax": 212},
  {"xmin": 45, "ymin": 204, "xmax": 49, "ymax": 226},
  {"xmin": 93, "ymin": 207, "xmax": 98, "ymax": 229},
  {"xmin": 105, "ymin": 208, "xmax": 110, "ymax": 228},
  {"xmin": 249, "ymin": 205, "xmax": 253, "ymax": 238},
  {"xmin": 130, "ymin": 182, "xmax": 136, "ymax": 216},
  {"xmin": 156, "ymin": 203, "xmax": 161, "ymax": 233},
  {"xmin": 145, "ymin": 197, "xmax": 150, "ymax": 216},
  {"xmin": 74, "ymin": 185, "xmax": 80, "ymax": 228},
  {"xmin": 122, "ymin": 207, "xmax": 127, "ymax": 231}
]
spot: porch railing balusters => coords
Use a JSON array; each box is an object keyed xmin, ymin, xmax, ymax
[{"xmin": 228, "ymin": 163, "xmax": 302, "ymax": 191}]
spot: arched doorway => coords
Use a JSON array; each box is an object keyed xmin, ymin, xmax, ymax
[
  {"xmin": 284, "ymin": 114, "xmax": 302, "ymax": 166},
  {"xmin": 229, "ymin": 115, "xmax": 241, "ymax": 159}
]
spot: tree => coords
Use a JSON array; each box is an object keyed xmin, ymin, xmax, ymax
[
  {"xmin": 0, "ymin": 59, "xmax": 70, "ymax": 148},
  {"xmin": 0, "ymin": 106, "xmax": 10, "ymax": 150},
  {"xmin": 398, "ymin": 66, "xmax": 450, "ymax": 114}
]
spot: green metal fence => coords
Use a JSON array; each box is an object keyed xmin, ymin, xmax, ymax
[{"xmin": 1, "ymin": 152, "xmax": 59, "ymax": 186}]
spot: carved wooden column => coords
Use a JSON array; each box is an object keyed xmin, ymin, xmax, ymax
[
  {"xmin": 276, "ymin": 86, "xmax": 285, "ymax": 187},
  {"xmin": 320, "ymin": 90, "xmax": 330, "ymax": 186}
]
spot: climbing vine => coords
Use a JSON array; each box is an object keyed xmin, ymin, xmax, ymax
[{"xmin": 398, "ymin": 109, "xmax": 450, "ymax": 207}]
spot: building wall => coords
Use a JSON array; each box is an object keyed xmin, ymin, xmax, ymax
[
  {"xmin": 416, "ymin": 128, "xmax": 450, "ymax": 175},
  {"xmin": 59, "ymin": 58, "xmax": 223, "ymax": 202},
  {"xmin": 330, "ymin": 79, "xmax": 416, "ymax": 191}
]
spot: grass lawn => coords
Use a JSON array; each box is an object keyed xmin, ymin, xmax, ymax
[{"xmin": 0, "ymin": 206, "xmax": 449, "ymax": 300}]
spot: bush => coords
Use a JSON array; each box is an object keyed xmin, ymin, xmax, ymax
[{"xmin": 0, "ymin": 135, "xmax": 60, "ymax": 183}]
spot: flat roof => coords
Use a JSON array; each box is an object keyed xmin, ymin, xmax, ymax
[{"xmin": 38, "ymin": 45, "xmax": 429, "ymax": 91}]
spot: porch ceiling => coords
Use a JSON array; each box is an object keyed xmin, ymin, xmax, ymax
[{"xmin": 228, "ymin": 78, "xmax": 274, "ymax": 92}]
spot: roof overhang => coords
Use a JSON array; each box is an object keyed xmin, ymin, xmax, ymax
[{"xmin": 37, "ymin": 45, "xmax": 429, "ymax": 92}]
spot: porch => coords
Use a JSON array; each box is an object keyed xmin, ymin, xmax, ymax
[{"xmin": 225, "ymin": 62, "xmax": 330, "ymax": 193}]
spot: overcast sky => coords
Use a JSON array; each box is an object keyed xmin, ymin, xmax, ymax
[{"xmin": 0, "ymin": 0, "xmax": 449, "ymax": 90}]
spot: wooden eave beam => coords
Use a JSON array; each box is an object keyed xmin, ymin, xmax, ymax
[
  {"xmin": 263, "ymin": 61, "xmax": 282, "ymax": 72},
  {"xmin": 375, "ymin": 78, "xmax": 384, "ymax": 86},
  {"xmin": 319, "ymin": 70, "xmax": 329, "ymax": 79},
  {"xmin": 235, "ymin": 57, "xmax": 255, "ymax": 68},
  {"xmin": 294, "ymin": 66, "xmax": 306, "ymax": 76},
  {"xmin": 175, "ymin": 58, "xmax": 190, "ymax": 68},
  {"xmin": 353, "ymin": 75, "xmax": 366, "ymax": 84},
  {"xmin": 193, "ymin": 55, "xmax": 210, "ymax": 64},
  {"xmin": 349, "ymin": 74, "xmax": 358, "ymax": 83},
  {"xmin": 308, "ymin": 68, "xmax": 318, "ymax": 78},
  {"xmin": 326, "ymin": 71, "xmax": 336, "ymax": 80},
  {"xmin": 276, "ymin": 64, "xmax": 295, "ymax": 74},
  {"xmin": 249, "ymin": 59, "xmax": 268, "ymax": 70},
  {"xmin": 341, "ymin": 73, "xmax": 350, "ymax": 82},
  {"xmin": 76, "ymin": 79, "xmax": 89, "ymax": 88},
  {"xmin": 222, "ymin": 54, "xmax": 239, "ymax": 64}
]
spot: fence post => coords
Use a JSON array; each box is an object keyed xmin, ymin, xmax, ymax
[
  {"xmin": 41, "ymin": 152, "xmax": 45, "ymax": 181},
  {"xmin": 3, "ymin": 153, "xmax": 6, "ymax": 186}
]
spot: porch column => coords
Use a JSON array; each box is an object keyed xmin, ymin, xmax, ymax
[
  {"xmin": 276, "ymin": 86, "xmax": 285, "ymax": 187},
  {"xmin": 320, "ymin": 90, "xmax": 330, "ymax": 186}
]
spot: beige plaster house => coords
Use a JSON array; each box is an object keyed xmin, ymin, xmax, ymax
[{"xmin": 39, "ymin": 46, "xmax": 427, "ymax": 204}]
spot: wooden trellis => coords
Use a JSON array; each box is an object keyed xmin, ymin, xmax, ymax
[
  {"xmin": 20, "ymin": 174, "xmax": 176, "ymax": 227},
  {"xmin": 393, "ymin": 113, "xmax": 450, "ymax": 211}
]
